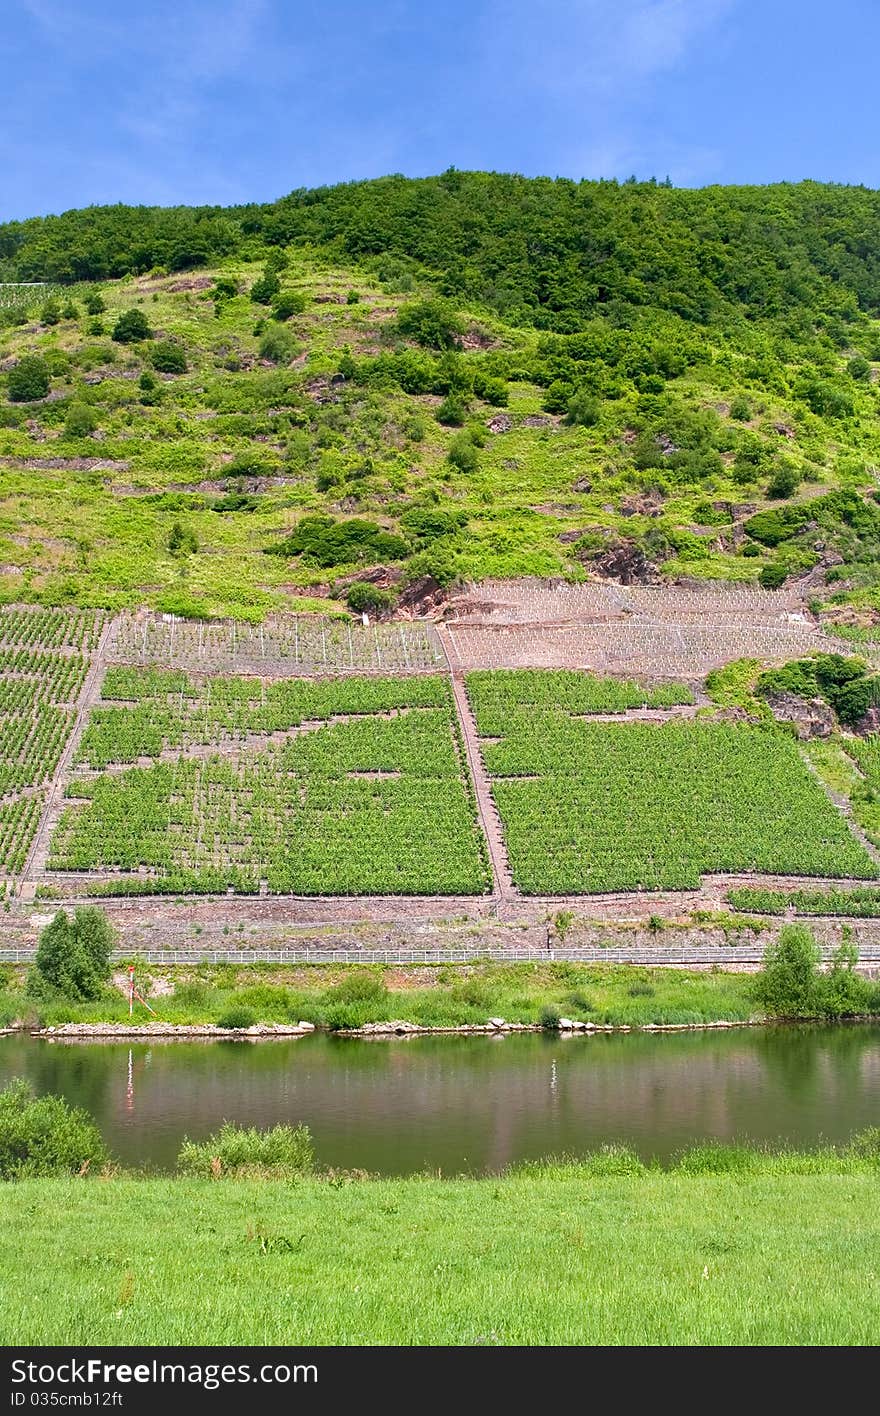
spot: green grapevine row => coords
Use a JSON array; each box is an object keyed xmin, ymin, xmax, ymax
[
  {"xmin": 0, "ymin": 607, "xmax": 105, "ymax": 651},
  {"xmin": 78, "ymin": 669, "xmax": 452, "ymax": 768},
  {"xmin": 468, "ymin": 673, "xmax": 876, "ymax": 894},
  {"xmin": 0, "ymin": 795, "xmax": 42, "ymax": 874},
  {"xmin": 51, "ymin": 683, "xmax": 490, "ymax": 895},
  {"xmin": 466, "ymin": 669, "xmax": 694, "ymax": 736}
]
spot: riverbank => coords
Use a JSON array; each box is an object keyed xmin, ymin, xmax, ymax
[
  {"xmin": 4, "ymin": 1150, "xmax": 880, "ymax": 1344},
  {"xmin": 0, "ymin": 960, "xmax": 763, "ymax": 1032}
]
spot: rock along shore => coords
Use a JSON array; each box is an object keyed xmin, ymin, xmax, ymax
[{"xmin": 29, "ymin": 1017, "xmax": 761, "ymax": 1040}]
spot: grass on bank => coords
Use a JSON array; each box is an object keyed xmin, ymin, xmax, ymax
[
  {"xmin": 5, "ymin": 1152, "xmax": 880, "ymax": 1344},
  {"xmin": 0, "ymin": 960, "xmax": 760, "ymax": 1030}
]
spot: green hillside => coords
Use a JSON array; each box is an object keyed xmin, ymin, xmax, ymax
[{"xmin": 3, "ymin": 173, "xmax": 880, "ymax": 622}]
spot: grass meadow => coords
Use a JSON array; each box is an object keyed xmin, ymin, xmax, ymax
[{"xmin": 3, "ymin": 1157, "xmax": 880, "ymax": 1344}]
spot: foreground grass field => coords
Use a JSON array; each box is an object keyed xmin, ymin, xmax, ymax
[{"xmin": 4, "ymin": 1160, "xmax": 880, "ymax": 1344}]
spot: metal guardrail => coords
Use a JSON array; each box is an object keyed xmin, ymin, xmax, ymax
[{"xmin": 3, "ymin": 944, "xmax": 880, "ymax": 965}]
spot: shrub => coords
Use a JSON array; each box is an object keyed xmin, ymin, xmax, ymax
[
  {"xmin": 539, "ymin": 1005, "xmax": 561, "ymax": 1030},
  {"xmin": 754, "ymin": 924, "xmax": 820, "ymax": 1017},
  {"xmin": 250, "ymin": 270, "xmax": 281, "ymax": 305},
  {"xmin": 436, "ymin": 393, "xmax": 467, "ymax": 426},
  {"xmin": 580, "ymin": 1145, "xmax": 646, "ymax": 1177},
  {"xmin": 177, "ymin": 1121, "xmax": 314, "ymax": 1178},
  {"xmin": 472, "ymin": 373, "xmax": 508, "ymax": 406},
  {"xmin": 847, "ymin": 1128, "xmax": 880, "ymax": 1161},
  {"xmin": 759, "ymin": 562, "xmax": 788, "ymax": 589},
  {"xmin": 833, "ymin": 676, "xmax": 880, "ymax": 727},
  {"xmin": 215, "ymin": 1004, "xmax": 256, "ymax": 1030},
  {"xmin": 83, "ymin": 291, "xmax": 106, "ymax": 315},
  {"xmin": 543, "ymin": 379, "xmax": 573, "ymax": 414},
  {"xmin": 346, "ymin": 289, "xmax": 360, "ymax": 304},
  {"xmin": 173, "ymin": 980, "xmax": 210, "ymax": 1008},
  {"xmin": 818, "ymin": 939, "xmax": 872, "ymax": 1017},
  {"xmin": 8, "ymin": 355, "xmax": 50, "ymax": 402},
  {"xmin": 799, "ymin": 378, "xmax": 853, "ymax": 419},
  {"xmin": 265, "ymin": 515, "xmax": 408, "ymax": 568},
  {"xmin": 395, "ymin": 299, "xmax": 463, "ymax": 350},
  {"xmin": 0, "ymin": 1081, "xmax": 108, "ymax": 1179},
  {"xmin": 258, "ymin": 326, "xmax": 298, "ymax": 363},
  {"xmin": 730, "ymin": 395, "xmax": 752, "ymax": 421},
  {"xmin": 211, "ymin": 491, "xmax": 260, "ymax": 513},
  {"xmin": 848, "ymin": 356, "xmax": 871, "ymax": 381},
  {"xmin": 330, "ymin": 971, "xmax": 389, "ymax": 1006},
  {"xmin": 40, "ymin": 299, "xmax": 61, "ymax": 326},
  {"xmin": 112, "ymin": 308, "xmax": 152, "ymax": 343},
  {"xmin": 271, "ymin": 292, "xmax": 306, "ymax": 320},
  {"xmin": 565, "ymin": 389, "xmax": 600, "ymax": 427},
  {"xmin": 447, "ymin": 432, "xmax": 479, "ymax": 473},
  {"xmin": 346, "ymin": 582, "xmax": 396, "ymax": 616},
  {"xmin": 27, "ymin": 907, "xmax": 114, "ymax": 1002},
  {"xmin": 766, "ymin": 463, "xmax": 801, "ymax": 499},
  {"xmin": 167, "ymin": 521, "xmax": 198, "ymax": 555},
  {"xmin": 63, "ymin": 403, "xmax": 98, "ymax": 438},
  {"xmin": 150, "ymin": 341, "xmax": 188, "ymax": 374},
  {"xmin": 673, "ymin": 1144, "xmax": 759, "ymax": 1175},
  {"xmin": 400, "ymin": 506, "xmax": 468, "ymax": 544}
]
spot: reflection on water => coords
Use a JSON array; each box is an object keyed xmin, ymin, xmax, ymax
[{"xmin": 1, "ymin": 1025, "xmax": 880, "ymax": 1175}]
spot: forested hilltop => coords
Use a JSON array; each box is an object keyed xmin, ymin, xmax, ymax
[{"xmin": 2, "ymin": 172, "xmax": 880, "ymax": 625}]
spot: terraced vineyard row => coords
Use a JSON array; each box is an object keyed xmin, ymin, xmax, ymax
[
  {"xmin": 50, "ymin": 674, "xmax": 491, "ymax": 895},
  {"xmin": 466, "ymin": 672, "xmax": 878, "ymax": 894},
  {"xmin": 76, "ymin": 668, "xmax": 449, "ymax": 767},
  {"xmin": 107, "ymin": 613, "xmax": 444, "ymax": 675},
  {"xmin": 0, "ymin": 607, "xmax": 106, "ymax": 651},
  {"xmin": 0, "ymin": 607, "xmax": 105, "ymax": 875},
  {"xmin": 465, "ymin": 669, "xmax": 693, "ymax": 735}
]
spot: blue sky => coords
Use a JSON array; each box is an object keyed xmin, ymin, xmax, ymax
[{"xmin": 4, "ymin": 0, "xmax": 879, "ymax": 219}]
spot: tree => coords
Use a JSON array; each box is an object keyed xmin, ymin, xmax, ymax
[
  {"xmin": 112, "ymin": 308, "xmax": 152, "ymax": 343},
  {"xmin": 83, "ymin": 291, "xmax": 106, "ymax": 315},
  {"xmin": 40, "ymin": 299, "xmax": 60, "ymax": 326},
  {"xmin": 7, "ymin": 355, "xmax": 50, "ymax": 402},
  {"xmin": 27, "ymin": 907, "xmax": 115, "ymax": 1002},
  {"xmin": 754, "ymin": 924, "xmax": 820, "ymax": 1017}
]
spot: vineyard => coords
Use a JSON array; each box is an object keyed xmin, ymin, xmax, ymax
[
  {"xmin": 0, "ymin": 606, "xmax": 105, "ymax": 875},
  {"xmin": 106, "ymin": 613, "xmax": 444, "ymax": 676},
  {"xmin": 727, "ymin": 885, "xmax": 880, "ymax": 917},
  {"xmin": 465, "ymin": 669, "xmax": 693, "ymax": 735},
  {"xmin": 49, "ymin": 670, "xmax": 491, "ymax": 895},
  {"xmin": 466, "ymin": 672, "xmax": 878, "ymax": 893}
]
